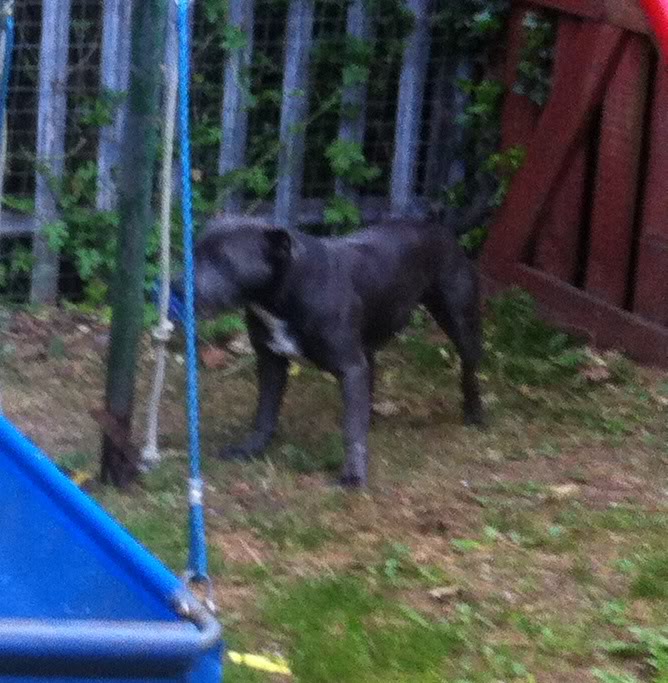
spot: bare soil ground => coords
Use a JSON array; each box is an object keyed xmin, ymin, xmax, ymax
[{"xmin": 2, "ymin": 303, "xmax": 667, "ymax": 683}]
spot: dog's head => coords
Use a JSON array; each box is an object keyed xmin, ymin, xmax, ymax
[{"xmin": 192, "ymin": 225, "xmax": 293, "ymax": 313}]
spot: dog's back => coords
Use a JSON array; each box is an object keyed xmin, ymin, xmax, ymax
[{"xmin": 320, "ymin": 220, "xmax": 473, "ymax": 349}]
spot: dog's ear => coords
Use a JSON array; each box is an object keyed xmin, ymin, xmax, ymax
[{"xmin": 264, "ymin": 228, "xmax": 293, "ymax": 262}]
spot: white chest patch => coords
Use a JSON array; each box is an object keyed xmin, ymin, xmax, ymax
[{"xmin": 250, "ymin": 305, "xmax": 303, "ymax": 358}]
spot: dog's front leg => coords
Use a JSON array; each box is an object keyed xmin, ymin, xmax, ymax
[
  {"xmin": 220, "ymin": 350, "xmax": 289, "ymax": 460},
  {"xmin": 339, "ymin": 360, "xmax": 371, "ymax": 487}
]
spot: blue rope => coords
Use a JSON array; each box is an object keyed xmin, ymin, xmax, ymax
[
  {"xmin": 177, "ymin": 0, "xmax": 208, "ymax": 583},
  {"xmin": 0, "ymin": 3, "xmax": 15, "ymax": 148}
]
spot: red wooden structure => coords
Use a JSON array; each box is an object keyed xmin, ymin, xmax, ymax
[{"xmin": 481, "ymin": 0, "xmax": 668, "ymax": 366}]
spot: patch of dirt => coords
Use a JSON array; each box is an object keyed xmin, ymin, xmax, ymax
[{"xmin": 212, "ymin": 530, "xmax": 271, "ymax": 567}]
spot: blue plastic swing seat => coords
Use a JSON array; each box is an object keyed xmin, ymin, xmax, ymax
[{"xmin": 0, "ymin": 415, "xmax": 223, "ymax": 682}]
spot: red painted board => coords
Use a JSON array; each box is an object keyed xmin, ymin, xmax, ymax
[
  {"xmin": 526, "ymin": 0, "xmax": 603, "ymax": 21},
  {"xmin": 502, "ymin": 6, "xmax": 542, "ymax": 150},
  {"xmin": 482, "ymin": 265, "xmax": 668, "ymax": 367},
  {"xmin": 533, "ymin": 18, "xmax": 588, "ymax": 282},
  {"xmin": 633, "ymin": 241, "xmax": 668, "ymax": 325},
  {"xmin": 634, "ymin": 62, "xmax": 668, "ymax": 325},
  {"xmin": 585, "ymin": 35, "xmax": 651, "ymax": 308},
  {"xmin": 605, "ymin": 0, "xmax": 651, "ymax": 34},
  {"xmin": 481, "ymin": 23, "xmax": 626, "ymax": 275}
]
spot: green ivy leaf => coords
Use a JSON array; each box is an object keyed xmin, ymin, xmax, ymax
[
  {"xmin": 323, "ymin": 196, "xmax": 361, "ymax": 233},
  {"xmin": 45, "ymin": 220, "xmax": 69, "ymax": 252},
  {"xmin": 76, "ymin": 247, "xmax": 104, "ymax": 281},
  {"xmin": 2, "ymin": 194, "xmax": 35, "ymax": 215},
  {"xmin": 342, "ymin": 64, "xmax": 370, "ymax": 88},
  {"xmin": 243, "ymin": 166, "xmax": 272, "ymax": 197},
  {"xmin": 325, "ymin": 140, "xmax": 381, "ymax": 187},
  {"xmin": 221, "ymin": 25, "xmax": 248, "ymax": 53},
  {"xmin": 9, "ymin": 246, "xmax": 34, "ymax": 276}
]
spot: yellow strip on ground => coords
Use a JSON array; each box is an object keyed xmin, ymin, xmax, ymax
[{"xmin": 227, "ymin": 651, "xmax": 292, "ymax": 676}]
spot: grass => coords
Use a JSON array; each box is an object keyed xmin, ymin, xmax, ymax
[
  {"xmin": 263, "ymin": 575, "xmax": 463, "ymax": 682},
  {"xmin": 3, "ymin": 291, "xmax": 668, "ymax": 682}
]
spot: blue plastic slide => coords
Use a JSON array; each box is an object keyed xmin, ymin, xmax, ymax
[{"xmin": 0, "ymin": 415, "xmax": 223, "ymax": 682}]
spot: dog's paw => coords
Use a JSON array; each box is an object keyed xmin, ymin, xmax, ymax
[{"xmin": 338, "ymin": 473, "xmax": 367, "ymax": 489}]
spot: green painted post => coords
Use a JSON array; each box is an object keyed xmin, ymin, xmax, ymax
[{"xmin": 101, "ymin": 0, "xmax": 168, "ymax": 487}]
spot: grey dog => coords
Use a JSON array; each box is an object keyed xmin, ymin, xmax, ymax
[{"xmin": 191, "ymin": 217, "xmax": 484, "ymax": 487}]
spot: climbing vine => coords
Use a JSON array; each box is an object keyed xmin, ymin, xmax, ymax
[{"xmin": 514, "ymin": 10, "xmax": 557, "ymax": 107}]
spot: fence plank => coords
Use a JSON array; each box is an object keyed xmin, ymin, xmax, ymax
[
  {"xmin": 528, "ymin": 0, "xmax": 650, "ymax": 34},
  {"xmin": 96, "ymin": 0, "xmax": 133, "ymax": 211},
  {"xmin": 585, "ymin": 35, "xmax": 650, "ymax": 308},
  {"xmin": 390, "ymin": 0, "xmax": 432, "ymax": 216},
  {"xmin": 218, "ymin": 0, "xmax": 255, "ymax": 213},
  {"xmin": 604, "ymin": 0, "xmax": 650, "ymax": 34},
  {"xmin": 502, "ymin": 5, "xmax": 542, "ymax": 150},
  {"xmin": 424, "ymin": 58, "xmax": 473, "ymax": 196},
  {"xmin": 533, "ymin": 17, "xmax": 588, "ymax": 282},
  {"xmin": 525, "ymin": 0, "xmax": 604, "ymax": 21},
  {"xmin": 30, "ymin": 0, "xmax": 72, "ymax": 305},
  {"xmin": 335, "ymin": 0, "xmax": 374, "ymax": 202},
  {"xmin": 423, "ymin": 55, "xmax": 453, "ymax": 196},
  {"xmin": 481, "ymin": 23, "xmax": 626, "ymax": 276},
  {"xmin": 633, "ymin": 61, "xmax": 668, "ymax": 325},
  {"xmin": 274, "ymin": 0, "xmax": 315, "ymax": 229}
]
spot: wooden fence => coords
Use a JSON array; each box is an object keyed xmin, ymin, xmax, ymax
[
  {"xmin": 1, "ymin": 0, "xmax": 472, "ymax": 304},
  {"xmin": 481, "ymin": 0, "xmax": 668, "ymax": 367}
]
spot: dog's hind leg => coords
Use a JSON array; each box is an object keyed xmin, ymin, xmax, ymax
[
  {"xmin": 220, "ymin": 350, "xmax": 289, "ymax": 460},
  {"xmin": 338, "ymin": 357, "xmax": 372, "ymax": 487},
  {"xmin": 423, "ymin": 267, "xmax": 485, "ymax": 427}
]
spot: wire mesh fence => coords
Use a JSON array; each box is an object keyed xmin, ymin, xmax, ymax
[{"xmin": 0, "ymin": 0, "xmax": 504, "ymax": 306}]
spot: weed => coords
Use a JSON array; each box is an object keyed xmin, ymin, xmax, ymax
[
  {"xmin": 371, "ymin": 543, "xmax": 449, "ymax": 587},
  {"xmin": 595, "ymin": 509, "xmax": 668, "ymax": 534},
  {"xmin": 200, "ymin": 313, "xmax": 247, "ymax": 344},
  {"xmin": 538, "ymin": 619, "xmax": 594, "ymax": 659},
  {"xmin": 401, "ymin": 334, "xmax": 455, "ymax": 375},
  {"xmin": 597, "ymin": 626, "xmax": 668, "ymax": 683},
  {"xmin": 631, "ymin": 551, "xmax": 668, "ymax": 601},
  {"xmin": 600, "ymin": 601, "xmax": 630, "ymax": 628},
  {"xmin": 451, "ymin": 538, "xmax": 483, "ymax": 554},
  {"xmin": 484, "ymin": 289, "xmax": 586, "ymax": 386},
  {"xmin": 484, "ymin": 506, "xmax": 576, "ymax": 553}
]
